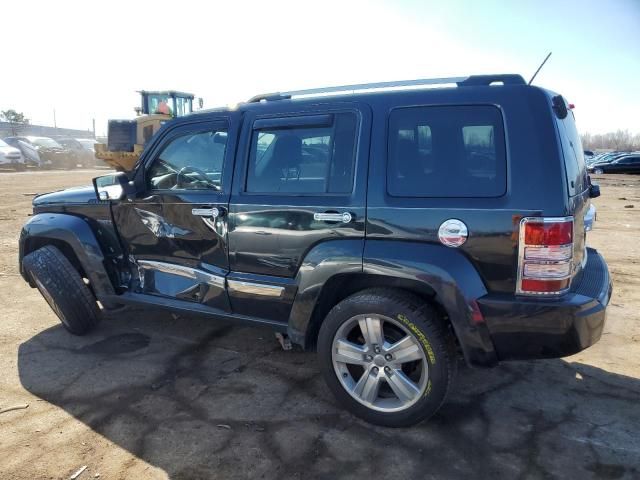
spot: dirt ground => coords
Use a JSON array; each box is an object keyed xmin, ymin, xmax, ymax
[{"xmin": 0, "ymin": 169, "xmax": 638, "ymax": 480}]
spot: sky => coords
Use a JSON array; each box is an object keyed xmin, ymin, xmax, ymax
[{"xmin": 1, "ymin": 0, "xmax": 638, "ymax": 137}]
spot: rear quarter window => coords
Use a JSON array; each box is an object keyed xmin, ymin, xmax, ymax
[
  {"xmin": 556, "ymin": 110, "xmax": 588, "ymax": 196},
  {"xmin": 387, "ymin": 105, "xmax": 507, "ymax": 197}
]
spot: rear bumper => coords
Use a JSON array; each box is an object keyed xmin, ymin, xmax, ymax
[{"xmin": 479, "ymin": 248, "xmax": 611, "ymax": 361}]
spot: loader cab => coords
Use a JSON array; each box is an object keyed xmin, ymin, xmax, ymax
[
  {"xmin": 97, "ymin": 90, "xmax": 198, "ymax": 171},
  {"xmin": 139, "ymin": 91, "xmax": 195, "ymax": 118}
]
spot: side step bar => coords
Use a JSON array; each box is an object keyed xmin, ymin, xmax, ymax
[{"xmin": 99, "ymin": 292, "xmax": 288, "ymax": 332}]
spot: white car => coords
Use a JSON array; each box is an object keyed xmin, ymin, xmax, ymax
[{"xmin": 0, "ymin": 138, "xmax": 25, "ymax": 170}]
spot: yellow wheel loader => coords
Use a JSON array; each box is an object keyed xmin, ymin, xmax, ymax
[{"xmin": 95, "ymin": 91, "xmax": 196, "ymax": 171}]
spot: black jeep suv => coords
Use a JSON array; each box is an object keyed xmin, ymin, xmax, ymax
[{"xmin": 19, "ymin": 74, "xmax": 611, "ymax": 427}]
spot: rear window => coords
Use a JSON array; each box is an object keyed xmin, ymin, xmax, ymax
[{"xmin": 387, "ymin": 105, "xmax": 506, "ymax": 197}]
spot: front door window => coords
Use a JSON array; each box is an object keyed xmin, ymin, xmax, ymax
[{"xmin": 147, "ymin": 130, "xmax": 228, "ymax": 191}]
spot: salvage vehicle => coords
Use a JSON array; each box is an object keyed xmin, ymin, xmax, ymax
[
  {"xmin": 55, "ymin": 137, "xmax": 95, "ymax": 167},
  {"xmin": 18, "ymin": 74, "xmax": 612, "ymax": 427},
  {"xmin": 587, "ymin": 151, "xmax": 631, "ymax": 171},
  {"xmin": 77, "ymin": 138, "xmax": 109, "ymax": 167},
  {"xmin": 4, "ymin": 136, "xmax": 77, "ymax": 169},
  {"xmin": 591, "ymin": 154, "xmax": 640, "ymax": 174},
  {"xmin": 0, "ymin": 138, "xmax": 25, "ymax": 170}
]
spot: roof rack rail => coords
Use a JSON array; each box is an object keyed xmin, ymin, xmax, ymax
[
  {"xmin": 456, "ymin": 74, "xmax": 526, "ymax": 86},
  {"xmin": 247, "ymin": 74, "xmax": 526, "ymax": 103}
]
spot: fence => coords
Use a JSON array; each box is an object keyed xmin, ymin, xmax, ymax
[{"xmin": 0, "ymin": 122, "xmax": 94, "ymax": 139}]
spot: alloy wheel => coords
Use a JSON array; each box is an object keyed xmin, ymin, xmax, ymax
[{"xmin": 331, "ymin": 314, "xmax": 429, "ymax": 412}]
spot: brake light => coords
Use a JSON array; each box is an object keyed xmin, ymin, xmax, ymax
[
  {"xmin": 524, "ymin": 221, "xmax": 572, "ymax": 245},
  {"xmin": 517, "ymin": 217, "xmax": 574, "ymax": 295}
]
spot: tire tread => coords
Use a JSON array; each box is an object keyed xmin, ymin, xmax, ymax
[{"xmin": 23, "ymin": 245, "xmax": 100, "ymax": 335}]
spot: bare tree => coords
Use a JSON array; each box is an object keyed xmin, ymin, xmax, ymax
[
  {"xmin": 0, "ymin": 109, "xmax": 30, "ymax": 136},
  {"xmin": 581, "ymin": 129, "xmax": 640, "ymax": 151}
]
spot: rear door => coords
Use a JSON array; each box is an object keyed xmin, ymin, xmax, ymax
[
  {"xmin": 227, "ymin": 103, "xmax": 371, "ymax": 321},
  {"xmin": 112, "ymin": 113, "xmax": 238, "ymax": 311}
]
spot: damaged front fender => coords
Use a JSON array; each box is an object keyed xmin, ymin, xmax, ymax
[{"xmin": 19, "ymin": 213, "xmax": 117, "ymax": 298}]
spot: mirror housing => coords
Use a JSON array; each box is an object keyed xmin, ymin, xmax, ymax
[
  {"xmin": 93, "ymin": 172, "xmax": 132, "ymax": 201},
  {"xmin": 587, "ymin": 175, "xmax": 601, "ymax": 199}
]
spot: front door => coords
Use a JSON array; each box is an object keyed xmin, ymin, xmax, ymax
[{"xmin": 112, "ymin": 115, "xmax": 237, "ymax": 312}]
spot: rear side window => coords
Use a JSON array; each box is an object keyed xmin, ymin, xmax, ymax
[
  {"xmin": 246, "ymin": 112, "xmax": 358, "ymax": 194},
  {"xmin": 387, "ymin": 105, "xmax": 506, "ymax": 197},
  {"xmin": 556, "ymin": 110, "xmax": 588, "ymax": 196}
]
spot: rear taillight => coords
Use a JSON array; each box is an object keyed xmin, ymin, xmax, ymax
[{"xmin": 517, "ymin": 217, "xmax": 574, "ymax": 295}]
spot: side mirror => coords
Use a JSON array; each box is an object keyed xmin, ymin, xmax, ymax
[
  {"xmin": 213, "ymin": 132, "xmax": 228, "ymax": 144},
  {"xmin": 587, "ymin": 175, "xmax": 600, "ymax": 199},
  {"xmin": 93, "ymin": 172, "xmax": 131, "ymax": 201}
]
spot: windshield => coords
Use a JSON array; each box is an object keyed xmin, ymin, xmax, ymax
[
  {"xmin": 32, "ymin": 138, "xmax": 63, "ymax": 148},
  {"xmin": 148, "ymin": 94, "xmax": 173, "ymax": 115},
  {"xmin": 0, "ymin": 139, "xmax": 9, "ymax": 147},
  {"xmin": 77, "ymin": 139, "xmax": 95, "ymax": 149},
  {"xmin": 58, "ymin": 139, "xmax": 82, "ymax": 149}
]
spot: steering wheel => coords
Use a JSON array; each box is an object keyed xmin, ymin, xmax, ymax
[{"xmin": 176, "ymin": 166, "xmax": 217, "ymax": 189}]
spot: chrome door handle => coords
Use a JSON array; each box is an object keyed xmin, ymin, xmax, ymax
[
  {"xmin": 192, "ymin": 207, "xmax": 225, "ymax": 218},
  {"xmin": 314, "ymin": 212, "xmax": 353, "ymax": 223}
]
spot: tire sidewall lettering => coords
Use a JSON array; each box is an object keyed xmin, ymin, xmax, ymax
[{"xmin": 396, "ymin": 313, "xmax": 437, "ymax": 365}]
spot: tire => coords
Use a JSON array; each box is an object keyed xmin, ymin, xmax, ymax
[
  {"xmin": 318, "ymin": 288, "xmax": 457, "ymax": 427},
  {"xmin": 22, "ymin": 245, "xmax": 101, "ymax": 335},
  {"xmin": 594, "ymin": 168, "xmax": 604, "ymax": 174}
]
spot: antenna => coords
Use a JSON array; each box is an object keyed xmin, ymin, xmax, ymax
[{"xmin": 528, "ymin": 52, "xmax": 552, "ymax": 85}]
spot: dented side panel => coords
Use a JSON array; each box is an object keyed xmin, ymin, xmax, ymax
[{"xmin": 112, "ymin": 195, "xmax": 231, "ymax": 312}]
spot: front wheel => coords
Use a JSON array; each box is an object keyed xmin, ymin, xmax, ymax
[
  {"xmin": 22, "ymin": 245, "xmax": 101, "ymax": 335},
  {"xmin": 317, "ymin": 289, "xmax": 457, "ymax": 427}
]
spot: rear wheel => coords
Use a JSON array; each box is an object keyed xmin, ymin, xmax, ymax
[
  {"xmin": 594, "ymin": 167, "xmax": 604, "ymax": 174},
  {"xmin": 317, "ymin": 289, "xmax": 457, "ymax": 427},
  {"xmin": 22, "ymin": 245, "xmax": 101, "ymax": 335}
]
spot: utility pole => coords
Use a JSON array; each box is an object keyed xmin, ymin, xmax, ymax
[
  {"xmin": 92, "ymin": 118, "xmax": 96, "ymax": 138},
  {"xmin": 53, "ymin": 108, "xmax": 57, "ymax": 129}
]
